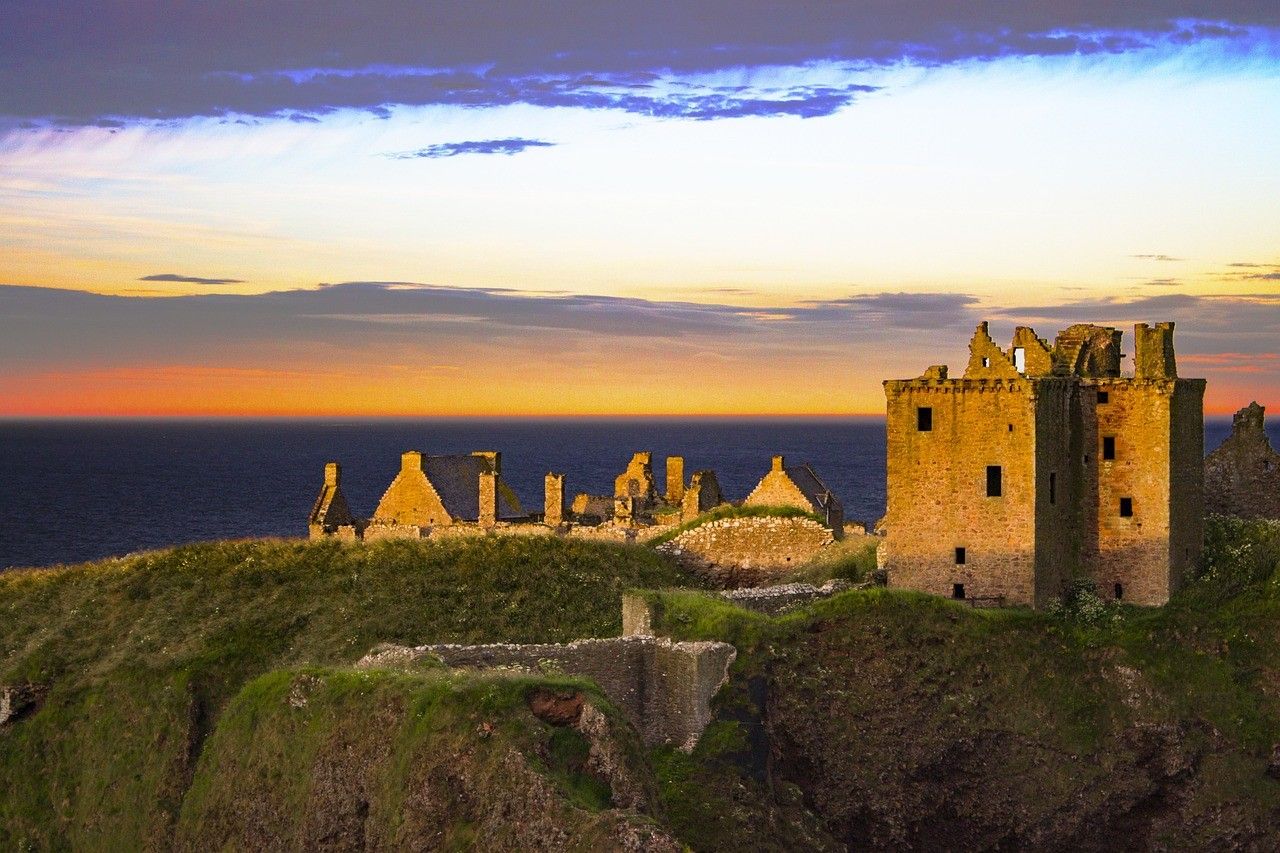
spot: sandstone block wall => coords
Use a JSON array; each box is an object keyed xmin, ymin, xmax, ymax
[
  {"xmin": 883, "ymin": 378, "xmax": 1042, "ymax": 606},
  {"xmin": 657, "ymin": 515, "xmax": 834, "ymax": 587},
  {"xmin": 371, "ymin": 451, "xmax": 454, "ymax": 528},
  {"xmin": 358, "ymin": 636, "xmax": 735, "ymax": 750}
]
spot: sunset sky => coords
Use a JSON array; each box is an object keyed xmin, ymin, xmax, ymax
[{"xmin": 2, "ymin": 3, "xmax": 1278, "ymax": 416}]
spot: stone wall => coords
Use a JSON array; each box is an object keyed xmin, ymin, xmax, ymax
[
  {"xmin": 882, "ymin": 377, "xmax": 1043, "ymax": 606},
  {"xmin": 357, "ymin": 636, "xmax": 735, "ymax": 751},
  {"xmin": 657, "ymin": 515, "xmax": 834, "ymax": 587},
  {"xmin": 371, "ymin": 451, "xmax": 454, "ymax": 528},
  {"xmin": 1205, "ymin": 402, "xmax": 1280, "ymax": 520}
]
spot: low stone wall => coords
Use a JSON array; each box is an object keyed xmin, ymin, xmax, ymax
[
  {"xmin": 622, "ymin": 583, "xmax": 853, "ymax": 633},
  {"xmin": 656, "ymin": 515, "xmax": 835, "ymax": 587},
  {"xmin": 358, "ymin": 636, "xmax": 735, "ymax": 751},
  {"xmin": 718, "ymin": 580, "xmax": 855, "ymax": 616}
]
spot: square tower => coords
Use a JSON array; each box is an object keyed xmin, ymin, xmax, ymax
[{"xmin": 881, "ymin": 321, "xmax": 1203, "ymax": 608}]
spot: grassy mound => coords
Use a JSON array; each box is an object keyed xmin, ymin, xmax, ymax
[{"xmin": 0, "ymin": 536, "xmax": 685, "ymax": 848}]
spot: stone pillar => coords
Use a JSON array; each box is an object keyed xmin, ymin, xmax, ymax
[
  {"xmin": 544, "ymin": 473, "xmax": 565, "ymax": 526},
  {"xmin": 471, "ymin": 450, "xmax": 501, "ymax": 474},
  {"xmin": 401, "ymin": 450, "xmax": 423, "ymax": 472},
  {"xmin": 665, "ymin": 456, "xmax": 685, "ymax": 504},
  {"xmin": 325, "ymin": 461, "xmax": 340, "ymax": 486},
  {"xmin": 771, "ymin": 454, "xmax": 785, "ymax": 473},
  {"xmin": 1134, "ymin": 322, "xmax": 1177, "ymax": 379},
  {"xmin": 479, "ymin": 470, "xmax": 497, "ymax": 528}
]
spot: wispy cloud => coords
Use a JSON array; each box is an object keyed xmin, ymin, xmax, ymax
[
  {"xmin": 1130, "ymin": 253, "xmax": 1183, "ymax": 262},
  {"xmin": 1, "ymin": 5, "xmax": 1274, "ymax": 125},
  {"xmin": 139, "ymin": 273, "xmax": 245, "ymax": 285},
  {"xmin": 386, "ymin": 138, "xmax": 555, "ymax": 159}
]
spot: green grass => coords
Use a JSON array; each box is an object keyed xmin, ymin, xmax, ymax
[
  {"xmin": 176, "ymin": 666, "xmax": 655, "ymax": 850},
  {"xmin": 0, "ymin": 535, "xmax": 687, "ymax": 849},
  {"xmin": 645, "ymin": 504, "xmax": 826, "ymax": 546},
  {"xmin": 5, "ymin": 518, "xmax": 1280, "ymax": 849}
]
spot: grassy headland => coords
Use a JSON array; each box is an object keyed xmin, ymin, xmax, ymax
[{"xmin": 1, "ymin": 519, "xmax": 1278, "ymax": 849}]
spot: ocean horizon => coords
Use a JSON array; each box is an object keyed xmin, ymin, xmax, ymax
[{"xmin": 0, "ymin": 415, "xmax": 1271, "ymax": 570}]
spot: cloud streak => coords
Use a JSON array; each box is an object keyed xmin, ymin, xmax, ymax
[
  {"xmin": 386, "ymin": 138, "xmax": 555, "ymax": 159},
  {"xmin": 139, "ymin": 273, "xmax": 245, "ymax": 285}
]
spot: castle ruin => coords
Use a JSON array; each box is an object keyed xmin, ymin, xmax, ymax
[
  {"xmin": 310, "ymin": 449, "xmax": 847, "ymax": 544},
  {"xmin": 1205, "ymin": 402, "xmax": 1280, "ymax": 520},
  {"xmin": 881, "ymin": 321, "xmax": 1205, "ymax": 607}
]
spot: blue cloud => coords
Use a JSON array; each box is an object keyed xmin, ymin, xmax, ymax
[
  {"xmin": 1, "ymin": 4, "xmax": 1275, "ymax": 126},
  {"xmin": 387, "ymin": 138, "xmax": 555, "ymax": 159}
]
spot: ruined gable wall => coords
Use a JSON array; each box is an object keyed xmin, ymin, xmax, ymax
[
  {"xmin": 744, "ymin": 465, "xmax": 813, "ymax": 511},
  {"xmin": 371, "ymin": 452, "xmax": 453, "ymax": 528},
  {"xmin": 964, "ymin": 322, "xmax": 1021, "ymax": 379},
  {"xmin": 883, "ymin": 378, "xmax": 1040, "ymax": 605},
  {"xmin": 1084, "ymin": 380, "xmax": 1175, "ymax": 604},
  {"xmin": 614, "ymin": 453, "xmax": 657, "ymax": 501}
]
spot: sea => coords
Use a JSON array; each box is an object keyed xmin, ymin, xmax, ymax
[{"xmin": 0, "ymin": 416, "xmax": 1270, "ymax": 570}]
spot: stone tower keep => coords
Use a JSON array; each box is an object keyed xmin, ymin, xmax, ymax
[{"xmin": 881, "ymin": 321, "xmax": 1204, "ymax": 608}]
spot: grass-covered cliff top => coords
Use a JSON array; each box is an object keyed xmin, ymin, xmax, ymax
[
  {"xmin": 2, "ymin": 519, "xmax": 1279, "ymax": 850},
  {"xmin": 0, "ymin": 536, "xmax": 685, "ymax": 848}
]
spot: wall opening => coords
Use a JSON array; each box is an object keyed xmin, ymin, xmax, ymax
[
  {"xmin": 1265, "ymin": 459, "xmax": 1273, "ymax": 472},
  {"xmin": 1049, "ymin": 472, "xmax": 1056, "ymax": 504},
  {"xmin": 1119, "ymin": 497, "xmax": 1133, "ymax": 517},
  {"xmin": 1097, "ymin": 390, "xmax": 1109, "ymax": 404},
  {"xmin": 981, "ymin": 357, "xmax": 990, "ymax": 368},
  {"xmin": 955, "ymin": 547, "xmax": 966, "ymax": 565},
  {"xmin": 1007, "ymin": 423, "xmax": 1013, "ymax": 432},
  {"xmin": 1114, "ymin": 583, "xmax": 1124, "ymax": 600},
  {"xmin": 952, "ymin": 583, "xmax": 966, "ymax": 600},
  {"xmin": 1102, "ymin": 436, "xmax": 1116, "ymax": 460},
  {"xmin": 1013, "ymin": 347, "xmax": 1026, "ymax": 373},
  {"xmin": 917, "ymin": 406, "xmax": 933, "ymax": 431},
  {"xmin": 986, "ymin": 465, "xmax": 1002, "ymax": 497}
]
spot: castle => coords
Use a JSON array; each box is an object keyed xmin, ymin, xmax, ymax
[
  {"xmin": 881, "ymin": 321, "xmax": 1205, "ymax": 607},
  {"xmin": 309, "ymin": 449, "xmax": 845, "ymax": 543}
]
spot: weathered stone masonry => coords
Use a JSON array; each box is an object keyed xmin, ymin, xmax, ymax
[
  {"xmin": 882, "ymin": 321, "xmax": 1204, "ymax": 608},
  {"xmin": 1205, "ymin": 402, "xmax": 1280, "ymax": 520}
]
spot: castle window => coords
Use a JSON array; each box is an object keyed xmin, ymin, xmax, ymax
[
  {"xmin": 1049, "ymin": 472, "xmax": 1056, "ymax": 504},
  {"xmin": 1114, "ymin": 583, "xmax": 1124, "ymax": 600},
  {"xmin": 1007, "ymin": 423, "xmax": 1013, "ymax": 432},
  {"xmin": 1102, "ymin": 436, "xmax": 1116, "ymax": 460},
  {"xmin": 1265, "ymin": 459, "xmax": 1273, "ymax": 472},
  {"xmin": 981, "ymin": 357, "xmax": 990, "ymax": 368},
  {"xmin": 1119, "ymin": 497, "xmax": 1133, "ymax": 517},
  {"xmin": 1013, "ymin": 347, "xmax": 1026, "ymax": 373},
  {"xmin": 917, "ymin": 407, "xmax": 933, "ymax": 431},
  {"xmin": 955, "ymin": 547, "xmax": 966, "ymax": 565},
  {"xmin": 1097, "ymin": 391, "xmax": 1109, "ymax": 404},
  {"xmin": 952, "ymin": 583, "xmax": 966, "ymax": 600},
  {"xmin": 986, "ymin": 465, "xmax": 1002, "ymax": 497}
]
